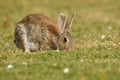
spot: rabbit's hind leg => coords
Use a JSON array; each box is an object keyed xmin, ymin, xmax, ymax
[{"xmin": 16, "ymin": 24, "xmax": 30, "ymax": 53}]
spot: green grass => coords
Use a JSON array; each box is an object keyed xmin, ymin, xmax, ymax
[{"xmin": 0, "ymin": 0, "xmax": 120, "ymax": 80}]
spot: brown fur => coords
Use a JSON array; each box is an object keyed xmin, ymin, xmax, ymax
[
  {"xmin": 14, "ymin": 13, "xmax": 74, "ymax": 53},
  {"xmin": 18, "ymin": 14, "xmax": 60, "ymax": 35}
]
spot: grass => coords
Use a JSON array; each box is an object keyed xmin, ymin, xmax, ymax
[{"xmin": 0, "ymin": 0, "xmax": 120, "ymax": 80}]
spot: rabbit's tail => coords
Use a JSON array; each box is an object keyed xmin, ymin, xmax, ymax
[{"xmin": 15, "ymin": 24, "xmax": 30, "ymax": 53}]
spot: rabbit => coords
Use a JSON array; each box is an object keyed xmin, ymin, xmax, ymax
[{"xmin": 14, "ymin": 13, "xmax": 75, "ymax": 53}]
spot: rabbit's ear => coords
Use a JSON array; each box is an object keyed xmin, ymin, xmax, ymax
[
  {"xmin": 58, "ymin": 13, "xmax": 66, "ymax": 33},
  {"xmin": 65, "ymin": 13, "xmax": 75, "ymax": 32}
]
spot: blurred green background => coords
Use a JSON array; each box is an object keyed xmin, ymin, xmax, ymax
[{"xmin": 0, "ymin": 0, "xmax": 120, "ymax": 80}]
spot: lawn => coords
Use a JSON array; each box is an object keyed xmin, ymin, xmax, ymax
[{"xmin": 0, "ymin": 0, "xmax": 120, "ymax": 80}]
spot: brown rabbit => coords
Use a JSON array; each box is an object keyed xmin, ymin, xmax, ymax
[{"xmin": 14, "ymin": 13, "xmax": 74, "ymax": 53}]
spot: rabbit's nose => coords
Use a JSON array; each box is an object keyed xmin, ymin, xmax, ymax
[{"xmin": 67, "ymin": 49, "xmax": 72, "ymax": 52}]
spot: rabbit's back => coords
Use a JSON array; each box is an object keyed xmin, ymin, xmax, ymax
[{"xmin": 19, "ymin": 14, "xmax": 59, "ymax": 34}]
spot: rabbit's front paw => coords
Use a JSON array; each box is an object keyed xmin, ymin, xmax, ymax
[
  {"xmin": 24, "ymin": 49, "xmax": 30, "ymax": 53},
  {"xmin": 55, "ymin": 49, "xmax": 60, "ymax": 52}
]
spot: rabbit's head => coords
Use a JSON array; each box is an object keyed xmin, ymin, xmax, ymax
[{"xmin": 57, "ymin": 13, "xmax": 75, "ymax": 51}]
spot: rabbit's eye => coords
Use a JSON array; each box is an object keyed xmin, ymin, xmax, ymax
[{"xmin": 64, "ymin": 37, "xmax": 68, "ymax": 42}]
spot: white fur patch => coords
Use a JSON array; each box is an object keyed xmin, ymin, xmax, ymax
[{"xmin": 27, "ymin": 42, "xmax": 38, "ymax": 51}]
